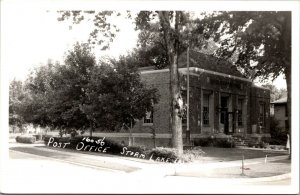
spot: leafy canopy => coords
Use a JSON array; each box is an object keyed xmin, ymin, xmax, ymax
[{"xmin": 12, "ymin": 43, "xmax": 158, "ymax": 131}]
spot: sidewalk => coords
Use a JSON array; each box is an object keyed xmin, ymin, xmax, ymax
[{"xmin": 172, "ymin": 155, "xmax": 291, "ymax": 179}]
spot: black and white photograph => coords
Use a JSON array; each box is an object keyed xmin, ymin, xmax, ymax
[{"xmin": 0, "ymin": 0, "xmax": 299, "ymax": 194}]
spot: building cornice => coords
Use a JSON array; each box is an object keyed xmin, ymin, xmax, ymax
[{"xmin": 140, "ymin": 67, "xmax": 252, "ymax": 83}]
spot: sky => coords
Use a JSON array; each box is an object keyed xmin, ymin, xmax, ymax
[
  {"xmin": 1, "ymin": 4, "xmax": 139, "ymax": 82},
  {"xmin": 1, "ymin": 1, "xmax": 290, "ymax": 89}
]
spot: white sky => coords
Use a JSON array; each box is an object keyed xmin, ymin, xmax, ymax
[
  {"xmin": 0, "ymin": 1, "xmax": 290, "ymax": 89},
  {"xmin": 1, "ymin": 4, "xmax": 138, "ymax": 82}
]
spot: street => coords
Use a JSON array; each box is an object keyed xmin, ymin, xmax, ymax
[{"xmin": 1, "ymin": 146, "xmax": 294, "ymax": 194}]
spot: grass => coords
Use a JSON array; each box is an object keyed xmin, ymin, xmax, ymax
[{"xmin": 199, "ymin": 147, "xmax": 288, "ymax": 162}]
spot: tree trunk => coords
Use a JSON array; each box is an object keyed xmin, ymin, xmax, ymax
[
  {"xmin": 282, "ymin": 12, "xmax": 291, "ymax": 158},
  {"xmin": 158, "ymin": 11, "xmax": 183, "ymax": 154}
]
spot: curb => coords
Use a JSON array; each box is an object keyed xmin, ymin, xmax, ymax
[{"xmin": 241, "ymin": 173, "xmax": 291, "ymax": 182}]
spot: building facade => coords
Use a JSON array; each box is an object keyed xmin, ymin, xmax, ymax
[{"xmin": 96, "ymin": 52, "xmax": 271, "ymax": 148}]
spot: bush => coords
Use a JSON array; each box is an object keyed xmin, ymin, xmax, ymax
[
  {"xmin": 194, "ymin": 138, "xmax": 235, "ymax": 148},
  {"xmin": 247, "ymin": 141, "xmax": 256, "ymax": 148},
  {"xmin": 214, "ymin": 139, "xmax": 235, "ymax": 148},
  {"xmin": 270, "ymin": 116, "xmax": 288, "ymax": 145},
  {"xmin": 16, "ymin": 135, "xmax": 36, "ymax": 144},
  {"xmin": 146, "ymin": 147, "xmax": 179, "ymax": 162},
  {"xmin": 181, "ymin": 147, "xmax": 206, "ymax": 162},
  {"xmin": 194, "ymin": 138, "xmax": 212, "ymax": 147},
  {"xmin": 258, "ymin": 141, "xmax": 268, "ymax": 149}
]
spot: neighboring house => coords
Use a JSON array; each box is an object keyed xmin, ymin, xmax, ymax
[
  {"xmin": 96, "ymin": 51, "xmax": 271, "ymax": 148},
  {"xmin": 270, "ymin": 97, "xmax": 288, "ymax": 130}
]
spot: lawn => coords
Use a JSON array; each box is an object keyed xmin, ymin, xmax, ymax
[{"xmin": 199, "ymin": 147, "xmax": 288, "ymax": 162}]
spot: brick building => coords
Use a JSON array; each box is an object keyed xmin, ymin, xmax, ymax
[{"xmin": 96, "ymin": 51, "xmax": 271, "ymax": 148}]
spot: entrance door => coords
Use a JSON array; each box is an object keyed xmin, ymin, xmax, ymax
[{"xmin": 220, "ymin": 96, "xmax": 229, "ymax": 134}]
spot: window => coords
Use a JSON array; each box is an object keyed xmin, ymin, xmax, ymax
[
  {"xmin": 143, "ymin": 110, "xmax": 153, "ymax": 124},
  {"xmin": 203, "ymin": 94, "xmax": 209, "ymax": 125},
  {"xmin": 220, "ymin": 96, "xmax": 228, "ymax": 124},
  {"xmin": 237, "ymin": 99, "xmax": 243, "ymax": 127},
  {"xmin": 259, "ymin": 102, "xmax": 265, "ymax": 127}
]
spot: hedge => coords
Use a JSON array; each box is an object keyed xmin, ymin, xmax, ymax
[
  {"xmin": 194, "ymin": 137, "xmax": 235, "ymax": 148},
  {"xmin": 16, "ymin": 135, "xmax": 36, "ymax": 144}
]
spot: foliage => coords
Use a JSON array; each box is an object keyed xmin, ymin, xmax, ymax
[
  {"xmin": 9, "ymin": 79, "xmax": 26, "ymax": 129},
  {"xmin": 194, "ymin": 137, "xmax": 235, "ymax": 148},
  {"xmin": 269, "ymin": 116, "xmax": 288, "ymax": 145},
  {"xmin": 214, "ymin": 139, "xmax": 236, "ymax": 148},
  {"xmin": 194, "ymin": 11, "xmax": 291, "ymax": 80},
  {"xmin": 194, "ymin": 138, "xmax": 212, "ymax": 147},
  {"xmin": 82, "ymin": 57, "xmax": 159, "ymax": 131},
  {"xmin": 262, "ymin": 84, "xmax": 287, "ymax": 102},
  {"xmin": 14, "ymin": 43, "xmax": 158, "ymax": 133},
  {"xmin": 194, "ymin": 12, "xmax": 292, "ymax": 149},
  {"xmin": 146, "ymin": 147, "xmax": 179, "ymax": 162},
  {"xmin": 56, "ymin": 10, "xmax": 201, "ymax": 154},
  {"xmin": 181, "ymin": 147, "xmax": 206, "ymax": 162},
  {"xmin": 16, "ymin": 135, "xmax": 36, "ymax": 144}
]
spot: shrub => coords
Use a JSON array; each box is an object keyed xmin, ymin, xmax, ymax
[
  {"xmin": 270, "ymin": 116, "xmax": 288, "ymax": 145},
  {"xmin": 16, "ymin": 135, "xmax": 36, "ymax": 144},
  {"xmin": 214, "ymin": 138, "xmax": 235, "ymax": 148},
  {"xmin": 269, "ymin": 139, "xmax": 283, "ymax": 145},
  {"xmin": 258, "ymin": 141, "xmax": 268, "ymax": 149},
  {"xmin": 261, "ymin": 136, "xmax": 271, "ymax": 143},
  {"xmin": 146, "ymin": 147, "xmax": 179, "ymax": 162},
  {"xmin": 181, "ymin": 147, "xmax": 206, "ymax": 162},
  {"xmin": 247, "ymin": 142, "xmax": 256, "ymax": 148},
  {"xmin": 194, "ymin": 138, "xmax": 212, "ymax": 147}
]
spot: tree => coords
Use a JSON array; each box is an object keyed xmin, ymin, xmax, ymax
[
  {"xmin": 9, "ymin": 79, "xmax": 25, "ymax": 132},
  {"xmin": 18, "ymin": 43, "xmax": 158, "ymax": 137},
  {"xmin": 194, "ymin": 11, "xmax": 291, "ymax": 156},
  {"xmin": 57, "ymin": 11, "xmax": 195, "ymax": 153},
  {"xmin": 22, "ymin": 44, "xmax": 94, "ymax": 130},
  {"xmin": 82, "ymin": 56, "xmax": 159, "ymax": 132},
  {"xmin": 262, "ymin": 84, "xmax": 287, "ymax": 102}
]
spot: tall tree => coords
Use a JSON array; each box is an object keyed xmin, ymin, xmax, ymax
[
  {"xmin": 57, "ymin": 11, "xmax": 194, "ymax": 153},
  {"xmin": 17, "ymin": 43, "xmax": 158, "ymax": 136}
]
